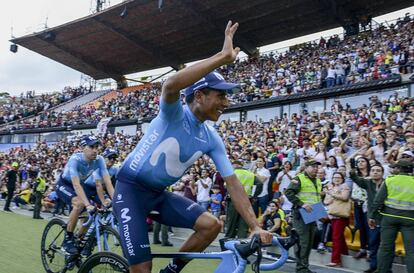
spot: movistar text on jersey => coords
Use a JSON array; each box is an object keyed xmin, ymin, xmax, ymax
[{"xmin": 129, "ymin": 129, "xmax": 160, "ymax": 171}]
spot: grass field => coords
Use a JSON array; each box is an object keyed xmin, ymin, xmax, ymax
[{"xmin": 0, "ymin": 211, "xmax": 265, "ymax": 273}]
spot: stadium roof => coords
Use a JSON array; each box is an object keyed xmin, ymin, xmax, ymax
[{"xmin": 11, "ymin": 0, "xmax": 413, "ymax": 80}]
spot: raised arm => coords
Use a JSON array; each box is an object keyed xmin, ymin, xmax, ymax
[{"xmin": 161, "ymin": 21, "xmax": 240, "ymax": 103}]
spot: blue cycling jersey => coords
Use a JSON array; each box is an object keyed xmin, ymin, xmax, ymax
[
  {"xmin": 61, "ymin": 152, "xmax": 109, "ymax": 184},
  {"xmin": 118, "ymin": 98, "xmax": 234, "ymax": 189},
  {"xmin": 84, "ymin": 165, "xmax": 119, "ymax": 187}
]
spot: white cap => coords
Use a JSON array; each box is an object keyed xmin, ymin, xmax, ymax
[
  {"xmin": 402, "ymin": 151, "xmax": 414, "ymax": 157},
  {"xmin": 331, "ymin": 138, "xmax": 339, "ymax": 143}
]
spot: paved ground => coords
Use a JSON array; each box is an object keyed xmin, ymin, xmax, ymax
[{"xmin": 0, "ymin": 200, "xmax": 357, "ymax": 273}]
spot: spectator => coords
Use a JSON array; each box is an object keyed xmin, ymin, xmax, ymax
[
  {"xmin": 195, "ymin": 169, "xmax": 213, "ymax": 210},
  {"xmin": 260, "ymin": 200, "xmax": 282, "ymax": 234},
  {"xmin": 210, "ymin": 185, "xmax": 222, "ymax": 219},
  {"xmin": 350, "ymin": 164, "xmax": 389, "ymax": 273},
  {"xmin": 324, "ymin": 172, "xmax": 351, "ymax": 267},
  {"xmin": 2, "ymin": 162, "xmax": 20, "ymax": 212},
  {"xmin": 276, "ymin": 161, "xmax": 295, "ymax": 213},
  {"xmin": 350, "ymin": 156, "xmax": 370, "ymax": 259},
  {"xmin": 253, "ymin": 157, "xmax": 271, "ymax": 215}
]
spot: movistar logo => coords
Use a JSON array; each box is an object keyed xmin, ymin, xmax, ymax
[
  {"xmin": 150, "ymin": 137, "xmax": 202, "ymax": 178},
  {"xmin": 120, "ymin": 208, "xmax": 131, "ymax": 223},
  {"xmin": 129, "ymin": 129, "xmax": 160, "ymax": 171}
]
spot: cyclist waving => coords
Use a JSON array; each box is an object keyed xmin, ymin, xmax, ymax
[{"xmin": 113, "ymin": 21, "xmax": 272, "ymax": 273}]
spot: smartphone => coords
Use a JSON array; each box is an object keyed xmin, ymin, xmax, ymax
[{"xmin": 350, "ymin": 158, "xmax": 356, "ymax": 169}]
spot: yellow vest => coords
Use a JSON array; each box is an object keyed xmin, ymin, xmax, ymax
[
  {"xmin": 234, "ymin": 169, "xmax": 255, "ymax": 196},
  {"xmin": 385, "ymin": 175, "xmax": 414, "ymax": 211},
  {"xmin": 36, "ymin": 177, "xmax": 47, "ymax": 193},
  {"xmin": 297, "ymin": 173, "xmax": 321, "ymax": 205}
]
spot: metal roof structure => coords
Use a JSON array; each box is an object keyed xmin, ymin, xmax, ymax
[{"xmin": 11, "ymin": 0, "xmax": 414, "ymax": 80}]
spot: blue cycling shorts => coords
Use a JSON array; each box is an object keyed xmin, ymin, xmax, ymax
[
  {"xmin": 56, "ymin": 176, "xmax": 100, "ymax": 205},
  {"xmin": 113, "ymin": 179, "xmax": 206, "ymax": 265}
]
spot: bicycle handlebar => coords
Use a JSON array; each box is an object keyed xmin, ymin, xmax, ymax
[
  {"xmin": 81, "ymin": 205, "xmax": 113, "ymax": 227},
  {"xmin": 223, "ymin": 230, "xmax": 298, "ymax": 272}
]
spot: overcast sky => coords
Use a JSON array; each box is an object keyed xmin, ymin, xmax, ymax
[{"xmin": 0, "ymin": 1, "xmax": 413, "ymax": 96}]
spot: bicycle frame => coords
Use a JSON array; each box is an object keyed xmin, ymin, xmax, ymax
[
  {"xmin": 150, "ymin": 236, "xmax": 289, "ymax": 273},
  {"xmin": 82, "ymin": 208, "xmax": 118, "ymax": 252}
]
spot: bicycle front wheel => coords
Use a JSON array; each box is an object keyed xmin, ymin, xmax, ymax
[
  {"xmin": 41, "ymin": 218, "xmax": 68, "ymax": 273},
  {"xmin": 86, "ymin": 225, "xmax": 123, "ymax": 256},
  {"xmin": 78, "ymin": 252, "xmax": 129, "ymax": 273}
]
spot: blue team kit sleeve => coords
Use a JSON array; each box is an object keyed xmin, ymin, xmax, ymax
[
  {"xmin": 159, "ymin": 97, "xmax": 184, "ymax": 122},
  {"xmin": 207, "ymin": 128, "xmax": 234, "ymax": 178}
]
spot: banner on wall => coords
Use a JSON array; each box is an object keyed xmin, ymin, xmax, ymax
[{"xmin": 96, "ymin": 117, "xmax": 112, "ymax": 135}]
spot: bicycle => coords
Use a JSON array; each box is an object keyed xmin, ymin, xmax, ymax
[
  {"xmin": 41, "ymin": 207, "xmax": 122, "ymax": 273},
  {"xmin": 78, "ymin": 230, "xmax": 299, "ymax": 273}
]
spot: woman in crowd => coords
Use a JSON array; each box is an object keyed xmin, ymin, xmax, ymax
[
  {"xmin": 314, "ymin": 142, "xmax": 329, "ymax": 164},
  {"xmin": 324, "ymin": 155, "xmax": 338, "ymax": 183},
  {"xmin": 366, "ymin": 133, "xmax": 388, "ymax": 164},
  {"xmin": 350, "ymin": 156, "xmax": 370, "ymax": 259},
  {"xmin": 260, "ymin": 200, "xmax": 282, "ymax": 234},
  {"xmin": 324, "ymin": 172, "xmax": 351, "ymax": 267}
]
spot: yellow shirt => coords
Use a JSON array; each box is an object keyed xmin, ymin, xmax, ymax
[{"xmin": 20, "ymin": 189, "xmax": 31, "ymax": 203}]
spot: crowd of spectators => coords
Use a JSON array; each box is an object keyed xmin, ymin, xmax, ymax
[
  {"xmin": 1, "ymin": 93, "xmax": 412, "ymax": 241},
  {"xmin": 21, "ymin": 85, "xmax": 160, "ymax": 129},
  {"xmin": 0, "ymin": 86, "xmax": 91, "ymax": 126},
  {"xmin": 220, "ymin": 16, "xmax": 414, "ymax": 102},
  {"xmin": 1, "ymin": 16, "xmax": 413, "ymax": 131}
]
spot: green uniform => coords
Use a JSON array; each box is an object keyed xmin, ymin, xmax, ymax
[
  {"xmin": 225, "ymin": 168, "xmax": 262, "ymax": 238},
  {"xmin": 369, "ymin": 174, "xmax": 414, "ymax": 273},
  {"xmin": 285, "ymin": 172, "xmax": 321, "ymax": 273},
  {"xmin": 33, "ymin": 176, "xmax": 46, "ymax": 219}
]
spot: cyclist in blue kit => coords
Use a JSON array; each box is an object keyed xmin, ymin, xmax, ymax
[
  {"xmin": 57, "ymin": 135, "xmax": 115, "ymax": 254},
  {"xmin": 113, "ymin": 21, "xmax": 273, "ymax": 273},
  {"xmin": 84, "ymin": 148, "xmax": 120, "ymax": 191}
]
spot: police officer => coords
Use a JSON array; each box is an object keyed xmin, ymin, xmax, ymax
[
  {"xmin": 33, "ymin": 170, "xmax": 47, "ymax": 219},
  {"xmin": 225, "ymin": 160, "xmax": 263, "ymax": 238},
  {"xmin": 368, "ymin": 160, "xmax": 414, "ymax": 273},
  {"xmin": 285, "ymin": 159, "xmax": 322, "ymax": 273}
]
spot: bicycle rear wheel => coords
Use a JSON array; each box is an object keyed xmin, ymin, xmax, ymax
[
  {"xmin": 41, "ymin": 218, "xmax": 68, "ymax": 273},
  {"xmin": 78, "ymin": 252, "xmax": 129, "ymax": 273}
]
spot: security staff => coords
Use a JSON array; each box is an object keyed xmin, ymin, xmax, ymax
[
  {"xmin": 225, "ymin": 160, "xmax": 262, "ymax": 238},
  {"xmin": 33, "ymin": 171, "xmax": 47, "ymax": 219},
  {"xmin": 3, "ymin": 162, "xmax": 20, "ymax": 212},
  {"xmin": 368, "ymin": 160, "xmax": 414, "ymax": 273},
  {"xmin": 285, "ymin": 159, "xmax": 322, "ymax": 273}
]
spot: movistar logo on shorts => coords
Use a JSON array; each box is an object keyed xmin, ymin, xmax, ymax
[
  {"xmin": 122, "ymin": 221, "xmax": 135, "ymax": 256},
  {"xmin": 150, "ymin": 137, "xmax": 202, "ymax": 177},
  {"xmin": 129, "ymin": 129, "xmax": 160, "ymax": 171},
  {"xmin": 120, "ymin": 208, "xmax": 131, "ymax": 223}
]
